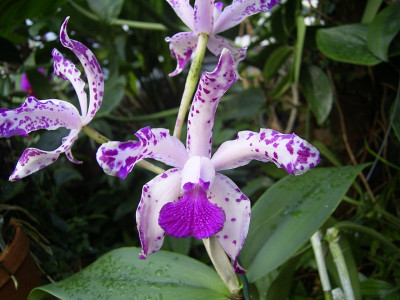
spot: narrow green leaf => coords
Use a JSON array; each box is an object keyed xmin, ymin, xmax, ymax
[
  {"xmin": 240, "ymin": 165, "xmax": 367, "ymax": 282},
  {"xmin": 96, "ymin": 74, "xmax": 126, "ymax": 117},
  {"xmin": 293, "ymin": 16, "xmax": 306, "ymax": 86},
  {"xmin": 300, "ymin": 65, "xmax": 333, "ymax": 124},
  {"xmin": 270, "ymin": 71, "xmax": 292, "ymax": 99},
  {"xmin": 86, "ymin": 0, "xmax": 124, "ymax": 22},
  {"xmin": 263, "ymin": 46, "xmax": 293, "ymax": 81},
  {"xmin": 361, "ymin": 0, "xmax": 384, "ymax": 24},
  {"xmin": 316, "ymin": 24, "xmax": 382, "ymax": 66},
  {"xmin": 28, "ymin": 247, "xmax": 230, "ymax": 300},
  {"xmin": 367, "ymin": 3, "xmax": 400, "ymax": 61}
]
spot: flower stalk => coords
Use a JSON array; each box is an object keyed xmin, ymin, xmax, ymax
[
  {"xmin": 326, "ymin": 228, "xmax": 355, "ymax": 300},
  {"xmin": 203, "ymin": 236, "xmax": 240, "ymax": 295},
  {"xmin": 311, "ymin": 231, "xmax": 334, "ymax": 300},
  {"xmin": 173, "ymin": 32, "xmax": 209, "ymax": 139}
]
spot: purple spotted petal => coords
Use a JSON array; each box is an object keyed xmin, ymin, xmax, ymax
[
  {"xmin": 0, "ymin": 97, "xmax": 81, "ymax": 138},
  {"xmin": 207, "ymin": 35, "xmax": 247, "ymax": 77},
  {"xmin": 159, "ymin": 184, "xmax": 225, "ymax": 239},
  {"xmin": 137, "ymin": 169, "xmax": 182, "ymax": 259},
  {"xmin": 208, "ymin": 173, "xmax": 250, "ymax": 274},
  {"xmin": 213, "ymin": 0, "xmax": 281, "ymax": 34},
  {"xmin": 52, "ymin": 49, "xmax": 87, "ymax": 118},
  {"xmin": 211, "ymin": 129, "xmax": 321, "ymax": 175},
  {"xmin": 166, "ymin": 0, "xmax": 195, "ymax": 31},
  {"xmin": 59, "ymin": 17, "xmax": 104, "ymax": 123},
  {"xmin": 8, "ymin": 129, "xmax": 81, "ymax": 181},
  {"xmin": 96, "ymin": 127, "xmax": 189, "ymax": 179},
  {"xmin": 194, "ymin": 0, "xmax": 214, "ymax": 34},
  {"xmin": 165, "ymin": 32, "xmax": 198, "ymax": 77},
  {"xmin": 186, "ymin": 49, "xmax": 237, "ymax": 157}
]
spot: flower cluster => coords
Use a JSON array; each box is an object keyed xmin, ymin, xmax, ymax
[{"xmin": 1, "ymin": 0, "xmax": 319, "ymax": 275}]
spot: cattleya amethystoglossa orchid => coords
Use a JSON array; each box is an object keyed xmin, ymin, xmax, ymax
[
  {"xmin": 0, "ymin": 17, "xmax": 104, "ymax": 181},
  {"xmin": 165, "ymin": 0, "xmax": 281, "ymax": 76},
  {"xmin": 96, "ymin": 49, "xmax": 320, "ymax": 273}
]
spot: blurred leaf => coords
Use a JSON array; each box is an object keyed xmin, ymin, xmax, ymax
[
  {"xmin": 360, "ymin": 279, "xmax": 400, "ymax": 299},
  {"xmin": 220, "ymin": 88, "xmax": 264, "ymax": 120},
  {"xmin": 393, "ymin": 96, "xmax": 400, "ymax": 142},
  {"xmin": 86, "ymin": 0, "xmax": 124, "ymax": 22},
  {"xmin": 240, "ymin": 165, "xmax": 367, "ymax": 282},
  {"xmin": 53, "ymin": 167, "xmax": 83, "ymax": 187},
  {"xmin": 165, "ymin": 236, "xmax": 192, "ymax": 256},
  {"xmin": 300, "ymin": 65, "xmax": 333, "ymax": 124},
  {"xmin": 0, "ymin": 0, "xmax": 67, "ymax": 37},
  {"xmin": 270, "ymin": 71, "xmax": 292, "ymax": 99},
  {"xmin": 367, "ymin": 3, "xmax": 400, "ymax": 61},
  {"xmin": 28, "ymin": 247, "xmax": 229, "ymax": 300},
  {"xmin": 263, "ymin": 46, "xmax": 293, "ymax": 81},
  {"xmin": 96, "ymin": 74, "xmax": 126, "ymax": 117},
  {"xmin": 26, "ymin": 69, "xmax": 53, "ymax": 100},
  {"xmin": 266, "ymin": 256, "xmax": 300, "ymax": 300},
  {"xmin": 361, "ymin": 0, "xmax": 384, "ymax": 24},
  {"xmin": 316, "ymin": 24, "xmax": 382, "ymax": 66}
]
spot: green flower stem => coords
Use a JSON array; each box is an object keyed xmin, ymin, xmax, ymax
[
  {"xmin": 202, "ymin": 237, "xmax": 240, "ymax": 295},
  {"xmin": 311, "ymin": 231, "xmax": 333, "ymax": 300},
  {"xmin": 326, "ymin": 228, "xmax": 355, "ymax": 300},
  {"xmin": 82, "ymin": 125, "xmax": 165, "ymax": 175},
  {"xmin": 173, "ymin": 33, "xmax": 209, "ymax": 139},
  {"xmin": 82, "ymin": 125, "xmax": 110, "ymax": 144}
]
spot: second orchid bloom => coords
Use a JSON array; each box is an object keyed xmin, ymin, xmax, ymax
[{"xmin": 97, "ymin": 50, "xmax": 320, "ymax": 272}]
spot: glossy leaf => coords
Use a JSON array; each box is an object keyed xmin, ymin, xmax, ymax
[
  {"xmin": 367, "ymin": 3, "xmax": 400, "ymax": 61},
  {"xmin": 86, "ymin": 0, "xmax": 124, "ymax": 22},
  {"xmin": 240, "ymin": 165, "xmax": 367, "ymax": 282},
  {"xmin": 316, "ymin": 24, "xmax": 382, "ymax": 66},
  {"xmin": 300, "ymin": 65, "xmax": 333, "ymax": 124},
  {"xmin": 28, "ymin": 247, "xmax": 230, "ymax": 300},
  {"xmin": 263, "ymin": 46, "xmax": 292, "ymax": 81}
]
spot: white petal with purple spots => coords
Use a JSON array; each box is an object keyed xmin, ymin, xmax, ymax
[
  {"xmin": 59, "ymin": 17, "xmax": 104, "ymax": 123},
  {"xmin": 0, "ymin": 97, "xmax": 81, "ymax": 138},
  {"xmin": 193, "ymin": 0, "xmax": 214, "ymax": 34},
  {"xmin": 208, "ymin": 173, "xmax": 250, "ymax": 274},
  {"xmin": 211, "ymin": 128, "xmax": 321, "ymax": 175},
  {"xmin": 165, "ymin": 31, "xmax": 198, "ymax": 77},
  {"xmin": 166, "ymin": 0, "xmax": 195, "ymax": 30},
  {"xmin": 137, "ymin": 169, "xmax": 182, "ymax": 259},
  {"xmin": 213, "ymin": 0, "xmax": 281, "ymax": 34},
  {"xmin": 96, "ymin": 127, "xmax": 189, "ymax": 179},
  {"xmin": 186, "ymin": 49, "xmax": 236, "ymax": 158}
]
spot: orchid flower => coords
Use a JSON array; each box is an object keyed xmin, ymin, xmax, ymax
[
  {"xmin": 166, "ymin": 0, "xmax": 280, "ymax": 76},
  {"xmin": 96, "ymin": 49, "xmax": 320, "ymax": 272},
  {"xmin": 0, "ymin": 17, "xmax": 104, "ymax": 181}
]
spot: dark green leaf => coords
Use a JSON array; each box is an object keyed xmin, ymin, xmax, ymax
[
  {"xmin": 316, "ymin": 24, "xmax": 382, "ymax": 65},
  {"xmin": 240, "ymin": 165, "xmax": 367, "ymax": 282},
  {"xmin": 86, "ymin": 0, "xmax": 124, "ymax": 22},
  {"xmin": 360, "ymin": 279, "xmax": 400, "ymax": 298},
  {"xmin": 53, "ymin": 167, "xmax": 83, "ymax": 187},
  {"xmin": 0, "ymin": 36, "xmax": 22, "ymax": 63},
  {"xmin": 96, "ymin": 74, "xmax": 126, "ymax": 117},
  {"xmin": 26, "ymin": 69, "xmax": 53, "ymax": 100},
  {"xmin": 367, "ymin": 3, "xmax": 400, "ymax": 61},
  {"xmin": 28, "ymin": 247, "xmax": 230, "ymax": 300},
  {"xmin": 263, "ymin": 46, "xmax": 293, "ymax": 81},
  {"xmin": 219, "ymin": 88, "xmax": 264, "ymax": 120},
  {"xmin": 300, "ymin": 65, "xmax": 333, "ymax": 124}
]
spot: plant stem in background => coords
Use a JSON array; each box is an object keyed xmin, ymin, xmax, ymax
[
  {"xmin": 311, "ymin": 231, "xmax": 334, "ymax": 300},
  {"xmin": 82, "ymin": 125, "xmax": 165, "ymax": 175},
  {"xmin": 173, "ymin": 33, "xmax": 209, "ymax": 139},
  {"xmin": 202, "ymin": 236, "xmax": 240, "ymax": 295},
  {"xmin": 326, "ymin": 228, "xmax": 355, "ymax": 300}
]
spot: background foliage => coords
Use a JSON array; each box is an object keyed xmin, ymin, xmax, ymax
[{"xmin": 0, "ymin": 0, "xmax": 399, "ymax": 299}]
